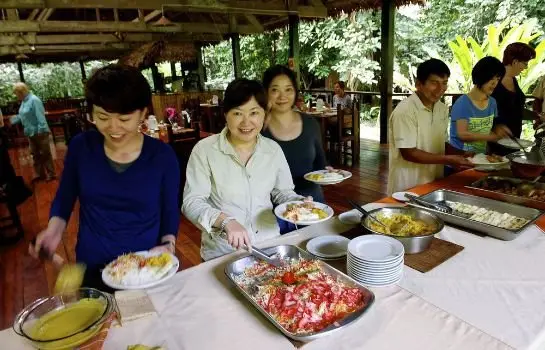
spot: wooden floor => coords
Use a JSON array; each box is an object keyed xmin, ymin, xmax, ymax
[{"xmin": 0, "ymin": 138, "xmax": 388, "ymax": 330}]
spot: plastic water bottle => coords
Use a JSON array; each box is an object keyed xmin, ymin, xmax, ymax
[{"xmin": 147, "ymin": 115, "xmax": 158, "ymax": 130}]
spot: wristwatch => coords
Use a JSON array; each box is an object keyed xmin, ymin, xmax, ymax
[
  {"xmin": 220, "ymin": 216, "xmax": 236, "ymax": 232},
  {"xmin": 160, "ymin": 240, "xmax": 175, "ymax": 250}
]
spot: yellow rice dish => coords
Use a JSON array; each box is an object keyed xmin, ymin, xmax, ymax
[{"xmin": 368, "ymin": 213, "xmax": 436, "ymax": 237}]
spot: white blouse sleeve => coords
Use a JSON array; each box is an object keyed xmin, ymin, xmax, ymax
[{"xmin": 181, "ymin": 142, "xmax": 222, "ymax": 233}]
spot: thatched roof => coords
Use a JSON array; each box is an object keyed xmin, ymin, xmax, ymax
[
  {"xmin": 0, "ymin": 0, "xmax": 425, "ymax": 63},
  {"xmin": 327, "ymin": 0, "xmax": 425, "ymax": 16},
  {"xmin": 118, "ymin": 41, "xmax": 197, "ymax": 68}
]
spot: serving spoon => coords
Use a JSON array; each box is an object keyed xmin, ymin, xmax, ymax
[
  {"xmin": 346, "ymin": 199, "xmax": 388, "ymax": 229},
  {"xmin": 31, "ymin": 238, "xmax": 86, "ymax": 294}
]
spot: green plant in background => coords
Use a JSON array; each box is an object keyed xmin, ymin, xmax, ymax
[
  {"xmin": 360, "ymin": 105, "xmax": 380, "ymax": 122},
  {"xmin": 446, "ymin": 19, "xmax": 545, "ymax": 93}
]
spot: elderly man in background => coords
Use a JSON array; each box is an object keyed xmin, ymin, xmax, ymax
[{"xmin": 10, "ymin": 83, "xmax": 56, "ymax": 182}]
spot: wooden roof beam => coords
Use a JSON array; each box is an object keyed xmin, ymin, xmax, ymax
[
  {"xmin": 0, "ymin": 42, "xmax": 133, "ymax": 55},
  {"xmin": 0, "ymin": 20, "xmax": 261, "ymax": 35},
  {"xmin": 245, "ymin": 14, "xmax": 264, "ymax": 32},
  {"xmin": 0, "ymin": 33, "xmax": 151, "ymax": 45},
  {"xmin": 131, "ymin": 10, "xmax": 161, "ymax": 23},
  {"xmin": 2, "ymin": 0, "xmax": 328, "ymax": 18},
  {"xmin": 36, "ymin": 8, "xmax": 54, "ymax": 21},
  {"xmin": 27, "ymin": 9, "xmax": 40, "ymax": 20},
  {"xmin": 0, "ymin": 33, "xmax": 224, "ymax": 46}
]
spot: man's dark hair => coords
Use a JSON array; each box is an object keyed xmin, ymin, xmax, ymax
[
  {"xmin": 223, "ymin": 79, "xmax": 268, "ymax": 114},
  {"xmin": 262, "ymin": 64, "xmax": 299, "ymax": 103},
  {"xmin": 336, "ymin": 81, "xmax": 346, "ymax": 90},
  {"xmin": 472, "ymin": 56, "xmax": 506, "ymax": 87},
  {"xmin": 416, "ymin": 58, "xmax": 450, "ymax": 83},
  {"xmin": 503, "ymin": 42, "xmax": 536, "ymax": 65},
  {"xmin": 85, "ymin": 64, "xmax": 151, "ymax": 114}
]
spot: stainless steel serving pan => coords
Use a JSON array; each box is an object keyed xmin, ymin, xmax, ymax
[
  {"xmin": 224, "ymin": 245, "xmax": 375, "ymax": 342},
  {"xmin": 466, "ymin": 176, "xmax": 545, "ymax": 211},
  {"xmin": 360, "ymin": 207, "xmax": 444, "ymax": 254},
  {"xmin": 406, "ymin": 189, "xmax": 542, "ymax": 241}
]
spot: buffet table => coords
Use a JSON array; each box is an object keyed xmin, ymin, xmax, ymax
[{"xmin": 2, "ymin": 170, "xmax": 545, "ymax": 350}]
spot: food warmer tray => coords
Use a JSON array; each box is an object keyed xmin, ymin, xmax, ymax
[
  {"xmin": 406, "ymin": 189, "xmax": 542, "ymax": 241},
  {"xmin": 224, "ymin": 244, "xmax": 375, "ymax": 342},
  {"xmin": 466, "ymin": 176, "xmax": 545, "ymax": 211}
]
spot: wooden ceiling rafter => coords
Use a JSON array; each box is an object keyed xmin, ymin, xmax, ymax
[
  {"xmin": 1, "ymin": 0, "xmax": 327, "ymax": 18},
  {"xmin": 0, "ymin": 0, "xmax": 424, "ymax": 61},
  {"xmin": 0, "ymin": 20, "xmax": 261, "ymax": 35}
]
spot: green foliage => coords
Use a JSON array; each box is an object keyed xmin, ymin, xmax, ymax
[
  {"xmin": 445, "ymin": 20, "xmax": 545, "ymax": 93},
  {"xmin": 0, "ymin": 60, "xmax": 111, "ymax": 106}
]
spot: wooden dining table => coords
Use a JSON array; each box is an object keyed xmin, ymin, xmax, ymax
[{"xmin": 306, "ymin": 109, "xmax": 338, "ymax": 150}]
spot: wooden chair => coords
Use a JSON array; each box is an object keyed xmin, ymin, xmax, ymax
[{"xmin": 326, "ymin": 102, "xmax": 360, "ymax": 166}]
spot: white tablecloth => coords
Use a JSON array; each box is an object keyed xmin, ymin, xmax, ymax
[
  {"xmin": 4, "ymin": 217, "xmax": 542, "ymax": 350},
  {"xmin": 400, "ymin": 224, "xmax": 545, "ymax": 350}
]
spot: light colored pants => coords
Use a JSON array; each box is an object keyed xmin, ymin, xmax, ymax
[{"xmin": 29, "ymin": 132, "xmax": 55, "ymax": 178}]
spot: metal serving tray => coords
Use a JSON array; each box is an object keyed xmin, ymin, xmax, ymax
[
  {"xmin": 224, "ymin": 244, "xmax": 375, "ymax": 342},
  {"xmin": 466, "ymin": 176, "xmax": 545, "ymax": 211},
  {"xmin": 406, "ymin": 189, "xmax": 542, "ymax": 241}
]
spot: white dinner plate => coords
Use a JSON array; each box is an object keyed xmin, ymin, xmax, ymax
[
  {"xmin": 347, "ymin": 254, "xmax": 404, "ymax": 269},
  {"xmin": 497, "ymin": 138, "xmax": 535, "ymax": 149},
  {"xmin": 347, "ymin": 269, "xmax": 403, "ymax": 283},
  {"xmin": 102, "ymin": 251, "xmax": 179, "ymax": 290},
  {"xmin": 304, "ymin": 169, "xmax": 353, "ymax": 185},
  {"xmin": 347, "ymin": 262, "xmax": 404, "ymax": 275},
  {"xmin": 468, "ymin": 154, "xmax": 509, "ymax": 166},
  {"xmin": 392, "ymin": 191, "xmax": 418, "ymax": 202},
  {"xmin": 274, "ymin": 201, "xmax": 334, "ymax": 226},
  {"xmin": 350, "ymin": 273, "xmax": 403, "ymax": 287},
  {"xmin": 306, "ymin": 235, "xmax": 350, "ymax": 258},
  {"xmin": 338, "ymin": 203, "xmax": 405, "ymax": 225},
  {"xmin": 348, "ymin": 235, "xmax": 405, "ymax": 262}
]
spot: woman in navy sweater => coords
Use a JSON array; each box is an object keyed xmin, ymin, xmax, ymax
[{"xmin": 29, "ymin": 65, "xmax": 180, "ymax": 290}]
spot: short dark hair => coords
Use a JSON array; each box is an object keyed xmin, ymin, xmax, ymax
[
  {"xmin": 223, "ymin": 79, "xmax": 268, "ymax": 114},
  {"xmin": 85, "ymin": 64, "xmax": 151, "ymax": 114},
  {"xmin": 416, "ymin": 58, "xmax": 450, "ymax": 83},
  {"xmin": 262, "ymin": 64, "xmax": 299, "ymax": 103},
  {"xmin": 472, "ymin": 56, "xmax": 506, "ymax": 87},
  {"xmin": 503, "ymin": 42, "xmax": 536, "ymax": 65},
  {"xmin": 336, "ymin": 81, "xmax": 346, "ymax": 90}
]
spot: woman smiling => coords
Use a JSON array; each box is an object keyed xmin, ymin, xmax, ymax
[
  {"xmin": 182, "ymin": 79, "xmax": 307, "ymax": 261},
  {"xmin": 30, "ymin": 64, "xmax": 180, "ymax": 290}
]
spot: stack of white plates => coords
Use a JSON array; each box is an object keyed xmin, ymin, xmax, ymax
[{"xmin": 347, "ymin": 235, "xmax": 404, "ymax": 287}]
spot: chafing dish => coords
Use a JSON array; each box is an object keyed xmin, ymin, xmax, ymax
[
  {"xmin": 466, "ymin": 176, "xmax": 545, "ymax": 210},
  {"xmin": 406, "ymin": 189, "xmax": 542, "ymax": 241}
]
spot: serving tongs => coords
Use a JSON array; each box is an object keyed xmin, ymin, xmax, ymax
[
  {"xmin": 245, "ymin": 245, "xmax": 283, "ymax": 267},
  {"xmin": 405, "ymin": 194, "xmax": 453, "ymax": 214}
]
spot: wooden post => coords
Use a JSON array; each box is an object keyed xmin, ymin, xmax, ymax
[
  {"xmin": 196, "ymin": 43, "xmax": 206, "ymax": 91},
  {"xmin": 17, "ymin": 61, "xmax": 24, "ymax": 82},
  {"xmin": 79, "ymin": 60, "xmax": 86, "ymax": 80},
  {"xmin": 288, "ymin": 15, "xmax": 300, "ymax": 85},
  {"xmin": 231, "ymin": 34, "xmax": 242, "ymax": 79},
  {"xmin": 150, "ymin": 64, "xmax": 164, "ymax": 93},
  {"xmin": 379, "ymin": 1, "xmax": 395, "ymax": 144},
  {"xmin": 170, "ymin": 61, "xmax": 177, "ymax": 80}
]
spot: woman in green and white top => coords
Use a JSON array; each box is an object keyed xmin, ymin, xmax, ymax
[{"xmin": 182, "ymin": 79, "xmax": 308, "ymax": 261}]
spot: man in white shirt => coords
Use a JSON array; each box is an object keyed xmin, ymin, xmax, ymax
[{"xmin": 387, "ymin": 58, "xmax": 473, "ymax": 195}]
